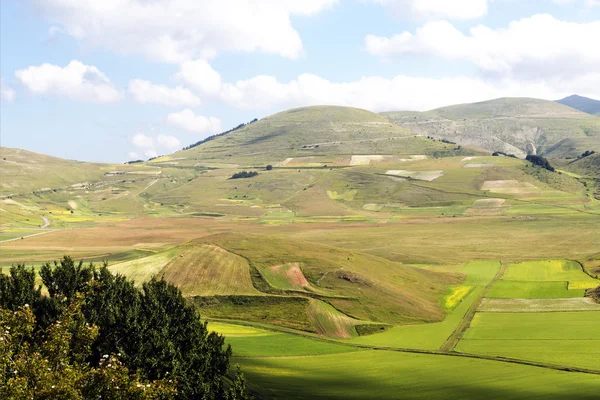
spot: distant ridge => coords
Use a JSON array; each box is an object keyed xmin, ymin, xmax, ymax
[
  {"xmin": 381, "ymin": 97, "xmax": 600, "ymax": 158},
  {"xmin": 556, "ymin": 95, "xmax": 600, "ymax": 116}
]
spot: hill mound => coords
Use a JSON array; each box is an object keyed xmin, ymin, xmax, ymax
[
  {"xmin": 381, "ymin": 98, "xmax": 600, "ymax": 159},
  {"xmin": 111, "ymin": 233, "xmax": 461, "ymax": 336},
  {"xmin": 0, "ymin": 147, "xmax": 107, "ymax": 196},
  {"xmin": 159, "ymin": 106, "xmax": 467, "ymax": 166},
  {"xmin": 557, "ymin": 95, "xmax": 600, "ymax": 116}
]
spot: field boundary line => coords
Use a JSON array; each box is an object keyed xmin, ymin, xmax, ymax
[{"xmin": 439, "ymin": 261, "xmax": 508, "ymax": 352}]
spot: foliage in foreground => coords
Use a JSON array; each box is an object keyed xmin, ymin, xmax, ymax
[{"xmin": 0, "ymin": 257, "xmax": 251, "ymax": 400}]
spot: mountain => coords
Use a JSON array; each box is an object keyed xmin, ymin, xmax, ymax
[
  {"xmin": 155, "ymin": 105, "xmax": 472, "ymax": 167},
  {"xmin": 557, "ymin": 95, "xmax": 600, "ymax": 116},
  {"xmin": 381, "ymin": 97, "xmax": 600, "ymax": 159}
]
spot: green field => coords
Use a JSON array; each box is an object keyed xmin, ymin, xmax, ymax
[
  {"xmin": 347, "ymin": 261, "xmax": 501, "ymax": 349},
  {"xmin": 486, "ymin": 280, "xmax": 585, "ymax": 299},
  {"xmin": 458, "ymin": 312, "xmax": 600, "ymax": 369},
  {"xmin": 236, "ymin": 350, "xmax": 600, "ymax": 399}
]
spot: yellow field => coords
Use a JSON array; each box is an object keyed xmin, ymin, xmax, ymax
[{"xmin": 443, "ymin": 286, "xmax": 473, "ymax": 309}]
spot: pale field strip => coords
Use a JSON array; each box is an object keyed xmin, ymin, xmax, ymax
[
  {"xmin": 479, "ymin": 298, "xmax": 600, "ymax": 312},
  {"xmin": 349, "ymin": 155, "xmax": 385, "ymax": 166},
  {"xmin": 462, "ymin": 157, "xmax": 477, "ymax": 162},
  {"xmin": 465, "ymin": 198, "xmax": 508, "ymax": 215},
  {"xmin": 385, "ymin": 170, "xmax": 444, "ymax": 181},
  {"xmin": 464, "ymin": 164, "xmax": 495, "ymax": 168},
  {"xmin": 481, "ymin": 180, "xmax": 541, "ymax": 194}
]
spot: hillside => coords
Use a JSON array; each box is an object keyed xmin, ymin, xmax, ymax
[
  {"xmin": 381, "ymin": 98, "xmax": 600, "ymax": 159},
  {"xmin": 151, "ymin": 106, "xmax": 472, "ymax": 167},
  {"xmin": 110, "ymin": 233, "xmax": 461, "ymax": 337},
  {"xmin": 0, "ymin": 147, "xmax": 109, "ymax": 196},
  {"xmin": 557, "ymin": 95, "xmax": 600, "ymax": 116}
]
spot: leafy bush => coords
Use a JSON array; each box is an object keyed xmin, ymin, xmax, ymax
[
  {"xmin": 230, "ymin": 171, "xmax": 259, "ymax": 179},
  {"xmin": 526, "ymin": 154, "xmax": 555, "ymax": 172}
]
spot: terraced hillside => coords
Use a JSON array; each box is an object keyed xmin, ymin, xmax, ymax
[{"xmin": 381, "ymin": 98, "xmax": 600, "ymax": 158}]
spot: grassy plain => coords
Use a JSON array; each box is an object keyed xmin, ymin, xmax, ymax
[
  {"xmin": 458, "ymin": 312, "xmax": 600, "ymax": 369},
  {"xmin": 236, "ymin": 350, "xmax": 600, "ymax": 400}
]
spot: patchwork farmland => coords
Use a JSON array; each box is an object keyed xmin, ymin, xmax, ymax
[{"xmin": 2, "ymin": 102, "xmax": 600, "ymax": 399}]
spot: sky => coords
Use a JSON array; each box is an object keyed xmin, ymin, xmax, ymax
[{"xmin": 1, "ymin": 0, "xmax": 599, "ymax": 163}]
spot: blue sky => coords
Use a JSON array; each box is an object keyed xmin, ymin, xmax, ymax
[{"xmin": 1, "ymin": 0, "xmax": 599, "ymax": 162}]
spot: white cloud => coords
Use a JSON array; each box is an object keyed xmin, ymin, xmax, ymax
[
  {"xmin": 196, "ymin": 70, "xmax": 600, "ymax": 112},
  {"xmin": 132, "ymin": 133, "xmax": 155, "ymax": 149},
  {"xmin": 1, "ymin": 78, "xmax": 16, "ymax": 102},
  {"xmin": 364, "ymin": 15, "xmax": 600, "ymax": 80},
  {"xmin": 127, "ymin": 151, "xmax": 140, "ymax": 160},
  {"xmin": 128, "ymin": 79, "xmax": 201, "ymax": 107},
  {"xmin": 15, "ymin": 60, "xmax": 121, "ymax": 103},
  {"xmin": 366, "ymin": 0, "xmax": 488, "ymax": 20},
  {"xmin": 167, "ymin": 109, "xmax": 222, "ymax": 134},
  {"xmin": 156, "ymin": 134, "xmax": 181, "ymax": 150},
  {"xmin": 175, "ymin": 60, "xmax": 222, "ymax": 95},
  {"xmin": 131, "ymin": 132, "xmax": 182, "ymax": 159},
  {"xmin": 31, "ymin": 0, "xmax": 338, "ymax": 63}
]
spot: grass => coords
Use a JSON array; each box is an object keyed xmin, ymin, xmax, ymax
[
  {"xmin": 347, "ymin": 261, "xmax": 500, "ymax": 349},
  {"xmin": 207, "ymin": 321, "xmax": 362, "ymax": 357},
  {"xmin": 259, "ymin": 262, "xmax": 311, "ymax": 291},
  {"xmin": 109, "ymin": 246, "xmax": 185, "ymax": 284},
  {"xmin": 462, "ymin": 312, "xmax": 600, "ymax": 340},
  {"xmin": 194, "ymin": 233, "xmax": 460, "ymax": 325},
  {"xmin": 192, "ymin": 296, "xmax": 315, "ymax": 332},
  {"xmin": 486, "ymin": 281, "xmax": 585, "ymax": 299},
  {"xmin": 457, "ymin": 312, "xmax": 600, "ymax": 369},
  {"xmin": 478, "ymin": 298, "xmax": 600, "ymax": 312},
  {"xmin": 503, "ymin": 260, "xmax": 598, "ymax": 286},
  {"xmin": 307, "ymin": 299, "xmax": 361, "ymax": 338},
  {"xmin": 160, "ymin": 244, "xmax": 260, "ymax": 296},
  {"xmin": 237, "ymin": 350, "xmax": 600, "ymax": 400}
]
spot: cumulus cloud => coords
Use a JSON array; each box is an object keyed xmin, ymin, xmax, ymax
[
  {"xmin": 131, "ymin": 132, "xmax": 182, "ymax": 158},
  {"xmin": 156, "ymin": 134, "xmax": 181, "ymax": 150},
  {"xmin": 186, "ymin": 65, "xmax": 600, "ymax": 112},
  {"xmin": 31, "ymin": 0, "xmax": 338, "ymax": 63},
  {"xmin": 167, "ymin": 109, "xmax": 222, "ymax": 134},
  {"xmin": 366, "ymin": 0, "xmax": 488, "ymax": 20},
  {"xmin": 128, "ymin": 151, "xmax": 140, "ymax": 160},
  {"xmin": 364, "ymin": 15, "xmax": 600, "ymax": 80},
  {"xmin": 15, "ymin": 60, "xmax": 121, "ymax": 103},
  {"xmin": 175, "ymin": 60, "xmax": 222, "ymax": 95},
  {"xmin": 1, "ymin": 78, "xmax": 16, "ymax": 102},
  {"xmin": 128, "ymin": 79, "xmax": 201, "ymax": 107},
  {"xmin": 131, "ymin": 133, "xmax": 155, "ymax": 149}
]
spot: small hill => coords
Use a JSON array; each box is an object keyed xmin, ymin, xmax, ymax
[
  {"xmin": 161, "ymin": 106, "xmax": 468, "ymax": 166},
  {"xmin": 115, "ymin": 233, "xmax": 462, "ymax": 337},
  {"xmin": 381, "ymin": 98, "xmax": 600, "ymax": 159},
  {"xmin": 557, "ymin": 95, "xmax": 600, "ymax": 116},
  {"xmin": 0, "ymin": 147, "xmax": 108, "ymax": 196}
]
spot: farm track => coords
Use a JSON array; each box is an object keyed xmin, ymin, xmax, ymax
[
  {"xmin": 211, "ymin": 317, "xmax": 600, "ymax": 376},
  {"xmin": 439, "ymin": 262, "xmax": 508, "ymax": 352},
  {"xmin": 0, "ymin": 229, "xmax": 57, "ymax": 243}
]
